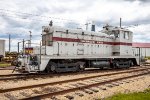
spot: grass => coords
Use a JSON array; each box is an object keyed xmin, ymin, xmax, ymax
[
  {"xmin": 105, "ymin": 89, "xmax": 150, "ymax": 100},
  {"xmin": 0, "ymin": 62, "xmax": 11, "ymax": 67}
]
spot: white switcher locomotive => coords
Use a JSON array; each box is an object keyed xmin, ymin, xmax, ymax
[{"xmin": 16, "ymin": 21, "xmax": 139, "ymax": 73}]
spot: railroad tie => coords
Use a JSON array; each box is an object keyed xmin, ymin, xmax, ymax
[
  {"xmin": 77, "ymin": 82, "xmax": 86, "ymax": 86},
  {"xmin": 111, "ymin": 82, "xmax": 119, "ymax": 86},
  {"xmin": 32, "ymin": 89, "xmax": 41, "ymax": 94},
  {"xmin": 89, "ymin": 88, "xmax": 99, "ymax": 92},
  {"xmin": 75, "ymin": 92, "xmax": 84, "ymax": 97},
  {"xmin": 4, "ymin": 93, "xmax": 17, "ymax": 100},
  {"xmin": 20, "ymin": 92, "xmax": 31, "ymax": 97},
  {"xmin": 42, "ymin": 87, "xmax": 58, "ymax": 93},
  {"xmin": 105, "ymin": 84, "xmax": 114, "ymax": 88},
  {"xmin": 70, "ymin": 84, "xmax": 80, "ymax": 87},
  {"xmin": 51, "ymin": 96, "xmax": 60, "ymax": 100},
  {"xmin": 65, "ymin": 95, "xmax": 74, "ymax": 100},
  {"xmin": 83, "ymin": 89, "xmax": 93, "ymax": 94},
  {"xmin": 97, "ymin": 86, "xmax": 107, "ymax": 90}
]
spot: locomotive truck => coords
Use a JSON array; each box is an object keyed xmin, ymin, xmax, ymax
[{"xmin": 16, "ymin": 21, "xmax": 139, "ymax": 73}]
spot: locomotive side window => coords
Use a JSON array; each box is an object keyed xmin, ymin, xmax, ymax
[
  {"xmin": 123, "ymin": 32, "xmax": 125, "ymax": 39},
  {"xmin": 42, "ymin": 35, "xmax": 46, "ymax": 45},
  {"xmin": 125, "ymin": 31, "xmax": 129, "ymax": 39},
  {"xmin": 48, "ymin": 41, "xmax": 53, "ymax": 46},
  {"xmin": 42, "ymin": 33, "xmax": 53, "ymax": 46},
  {"xmin": 65, "ymin": 43, "xmax": 67, "ymax": 46},
  {"xmin": 123, "ymin": 31, "xmax": 129, "ymax": 39}
]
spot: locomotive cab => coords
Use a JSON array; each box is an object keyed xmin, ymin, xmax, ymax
[
  {"xmin": 103, "ymin": 25, "xmax": 133, "ymax": 56},
  {"xmin": 42, "ymin": 26, "xmax": 53, "ymax": 46}
]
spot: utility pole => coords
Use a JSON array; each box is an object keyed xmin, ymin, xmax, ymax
[
  {"xmin": 29, "ymin": 31, "xmax": 32, "ymax": 47},
  {"xmin": 85, "ymin": 22, "xmax": 91, "ymax": 30},
  {"xmin": 139, "ymin": 47, "xmax": 140, "ymax": 66},
  {"xmin": 40, "ymin": 41, "xmax": 42, "ymax": 64},
  {"xmin": 9, "ymin": 34, "xmax": 11, "ymax": 53},
  {"xmin": 18, "ymin": 42, "xmax": 20, "ymax": 53},
  {"xmin": 18, "ymin": 42, "xmax": 21, "ymax": 53},
  {"xmin": 145, "ymin": 48, "xmax": 146, "ymax": 58},
  {"xmin": 45, "ymin": 35, "xmax": 47, "ymax": 55},
  {"xmin": 23, "ymin": 39, "xmax": 25, "ymax": 55}
]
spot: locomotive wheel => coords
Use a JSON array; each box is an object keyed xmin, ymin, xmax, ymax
[
  {"xmin": 50, "ymin": 64, "xmax": 56, "ymax": 72},
  {"xmin": 45, "ymin": 66, "xmax": 51, "ymax": 73},
  {"xmin": 129, "ymin": 60, "xmax": 134, "ymax": 67},
  {"xmin": 79, "ymin": 64, "xmax": 85, "ymax": 71},
  {"xmin": 76, "ymin": 65, "xmax": 80, "ymax": 71},
  {"xmin": 45, "ymin": 62, "xmax": 57, "ymax": 73},
  {"xmin": 126, "ymin": 66, "xmax": 130, "ymax": 69},
  {"xmin": 113, "ymin": 62, "xmax": 119, "ymax": 69},
  {"xmin": 126, "ymin": 61, "xmax": 132, "ymax": 69},
  {"xmin": 76, "ymin": 63, "xmax": 85, "ymax": 71},
  {"xmin": 99, "ymin": 67, "xmax": 104, "ymax": 70}
]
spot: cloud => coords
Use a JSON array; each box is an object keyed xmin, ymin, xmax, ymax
[
  {"xmin": 0, "ymin": 0, "xmax": 150, "ymax": 51},
  {"xmin": 124, "ymin": 0, "xmax": 150, "ymax": 3}
]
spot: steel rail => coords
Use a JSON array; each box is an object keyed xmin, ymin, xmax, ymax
[
  {"xmin": 0, "ymin": 67, "xmax": 144, "ymax": 81},
  {"xmin": 0, "ymin": 67, "xmax": 139, "ymax": 81}
]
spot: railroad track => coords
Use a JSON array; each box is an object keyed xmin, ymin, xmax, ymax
[
  {"xmin": 21, "ymin": 71, "xmax": 149, "ymax": 100},
  {"xmin": 0, "ymin": 73, "xmax": 30, "ymax": 77},
  {"xmin": 0, "ymin": 66, "xmax": 146, "ymax": 82},
  {"xmin": 0, "ymin": 67, "xmax": 149, "ymax": 100},
  {"xmin": 0, "ymin": 66, "xmax": 15, "ymax": 70},
  {"xmin": 0, "ymin": 68, "xmax": 13, "ymax": 70}
]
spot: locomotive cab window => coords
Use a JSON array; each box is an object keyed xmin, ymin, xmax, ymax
[
  {"xmin": 123, "ymin": 31, "xmax": 129, "ymax": 39},
  {"xmin": 112, "ymin": 30, "xmax": 119, "ymax": 38}
]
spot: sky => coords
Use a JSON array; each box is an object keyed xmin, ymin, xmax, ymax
[{"xmin": 0, "ymin": 0, "xmax": 150, "ymax": 51}]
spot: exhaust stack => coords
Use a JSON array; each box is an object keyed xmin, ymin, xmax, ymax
[{"xmin": 91, "ymin": 21, "xmax": 95, "ymax": 32}]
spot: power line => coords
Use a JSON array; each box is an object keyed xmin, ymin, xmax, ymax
[
  {"xmin": 0, "ymin": 8, "xmax": 75, "ymax": 22},
  {"xmin": 0, "ymin": 8, "xmax": 140, "ymax": 30},
  {"xmin": 0, "ymin": 11, "xmax": 83, "ymax": 26},
  {"xmin": 0, "ymin": 8, "xmax": 93, "ymax": 24},
  {"xmin": 0, "ymin": 8, "xmax": 87, "ymax": 27},
  {"xmin": 0, "ymin": 8, "xmax": 99, "ymax": 30},
  {"xmin": 0, "ymin": 31, "xmax": 41, "ymax": 39},
  {"xmin": 9, "ymin": 34, "xmax": 11, "ymax": 52},
  {"xmin": 0, "ymin": 12, "xmax": 50, "ymax": 22}
]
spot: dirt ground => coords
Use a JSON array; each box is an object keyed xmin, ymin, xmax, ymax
[{"xmin": 0, "ymin": 66, "xmax": 149, "ymax": 100}]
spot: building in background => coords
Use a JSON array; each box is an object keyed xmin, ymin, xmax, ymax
[
  {"xmin": 0, "ymin": 40, "xmax": 5, "ymax": 61},
  {"xmin": 25, "ymin": 47, "xmax": 33, "ymax": 55},
  {"xmin": 132, "ymin": 42, "xmax": 150, "ymax": 59}
]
